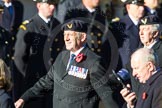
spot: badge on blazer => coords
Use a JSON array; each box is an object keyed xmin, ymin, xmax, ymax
[{"xmin": 68, "ymin": 65, "xmax": 88, "ymax": 79}]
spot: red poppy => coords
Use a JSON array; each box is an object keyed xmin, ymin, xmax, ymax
[
  {"xmin": 76, "ymin": 53, "xmax": 86, "ymax": 63},
  {"xmin": 142, "ymin": 92, "xmax": 147, "ymax": 100}
]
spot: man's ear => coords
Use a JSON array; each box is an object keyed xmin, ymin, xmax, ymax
[
  {"xmin": 81, "ymin": 33, "xmax": 87, "ymax": 42},
  {"xmin": 152, "ymin": 31, "xmax": 159, "ymax": 38}
]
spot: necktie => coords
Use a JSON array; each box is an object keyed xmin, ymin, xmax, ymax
[
  {"xmin": 67, "ymin": 54, "xmax": 75, "ymax": 70},
  {"xmin": 47, "ymin": 21, "xmax": 50, "ymax": 28},
  {"xmin": 8, "ymin": 6, "xmax": 13, "ymax": 16}
]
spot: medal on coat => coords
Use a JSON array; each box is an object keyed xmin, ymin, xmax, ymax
[{"xmin": 68, "ymin": 65, "xmax": 88, "ymax": 79}]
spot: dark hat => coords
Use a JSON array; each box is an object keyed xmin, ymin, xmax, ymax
[
  {"xmin": 139, "ymin": 15, "xmax": 161, "ymax": 25},
  {"xmin": 33, "ymin": 0, "xmax": 58, "ymax": 4},
  {"xmin": 122, "ymin": 0, "xmax": 144, "ymax": 5},
  {"xmin": 62, "ymin": 20, "xmax": 88, "ymax": 33}
]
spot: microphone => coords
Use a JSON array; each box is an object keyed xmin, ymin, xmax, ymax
[
  {"xmin": 109, "ymin": 68, "xmax": 130, "ymax": 87},
  {"xmin": 117, "ymin": 68, "xmax": 130, "ymax": 81}
]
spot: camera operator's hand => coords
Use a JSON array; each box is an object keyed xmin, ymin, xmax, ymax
[{"xmin": 120, "ymin": 84, "xmax": 136, "ymax": 108}]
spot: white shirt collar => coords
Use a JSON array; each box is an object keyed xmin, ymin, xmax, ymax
[
  {"xmin": 144, "ymin": 40, "xmax": 158, "ymax": 49},
  {"xmin": 149, "ymin": 8, "xmax": 156, "ymax": 14},
  {"xmin": 38, "ymin": 13, "xmax": 51, "ymax": 23},
  {"xmin": 86, "ymin": 7, "xmax": 96, "ymax": 13},
  {"xmin": 128, "ymin": 14, "xmax": 139, "ymax": 26},
  {"xmin": 70, "ymin": 46, "xmax": 85, "ymax": 57},
  {"xmin": 4, "ymin": 2, "xmax": 12, "ymax": 7}
]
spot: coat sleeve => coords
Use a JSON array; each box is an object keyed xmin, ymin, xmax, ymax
[
  {"xmin": 20, "ymin": 63, "xmax": 55, "ymax": 102},
  {"xmin": 90, "ymin": 58, "xmax": 119, "ymax": 108},
  {"xmin": 152, "ymin": 86, "xmax": 162, "ymax": 108},
  {"xmin": 14, "ymin": 27, "xmax": 30, "ymax": 77}
]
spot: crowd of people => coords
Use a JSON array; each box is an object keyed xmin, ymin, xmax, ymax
[{"xmin": 0, "ymin": 0, "xmax": 162, "ymax": 108}]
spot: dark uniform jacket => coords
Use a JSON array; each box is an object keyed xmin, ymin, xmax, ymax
[
  {"xmin": 20, "ymin": 46, "xmax": 119, "ymax": 108},
  {"xmin": 0, "ymin": 89, "xmax": 15, "ymax": 108},
  {"xmin": 14, "ymin": 14, "xmax": 64, "ymax": 107},
  {"xmin": 126, "ymin": 40, "xmax": 162, "ymax": 95},
  {"xmin": 144, "ymin": 6, "xmax": 162, "ymax": 23},
  {"xmin": 1, "ymin": 0, "xmax": 24, "ymax": 67},
  {"xmin": 0, "ymin": 26, "xmax": 11, "ymax": 66},
  {"xmin": 54, "ymin": 0, "xmax": 82, "ymax": 23},
  {"xmin": 135, "ymin": 71, "xmax": 162, "ymax": 108},
  {"xmin": 1, "ymin": 0, "xmax": 23, "ymax": 35},
  {"xmin": 110, "ymin": 15, "xmax": 140, "ymax": 71}
]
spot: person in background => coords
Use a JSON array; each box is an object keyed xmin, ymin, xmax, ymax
[
  {"xmin": 54, "ymin": 0, "xmax": 82, "ymax": 23},
  {"xmin": 124, "ymin": 15, "xmax": 162, "ymax": 96},
  {"xmin": 13, "ymin": 0, "xmax": 64, "ymax": 108},
  {"xmin": 0, "ymin": 0, "xmax": 23, "ymax": 64},
  {"xmin": 110, "ymin": 0, "xmax": 144, "ymax": 71},
  {"xmin": 120, "ymin": 48, "xmax": 162, "ymax": 108},
  {"xmin": 0, "ymin": 4, "xmax": 11, "ymax": 66},
  {"xmin": 0, "ymin": 0, "xmax": 23, "ymax": 35},
  {"xmin": 14, "ymin": 19, "xmax": 119, "ymax": 108},
  {"xmin": 144, "ymin": 0, "xmax": 162, "ymax": 22},
  {"xmin": 0, "ymin": 59, "xmax": 15, "ymax": 108}
]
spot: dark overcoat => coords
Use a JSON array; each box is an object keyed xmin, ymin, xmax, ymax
[
  {"xmin": 21, "ymin": 47, "xmax": 119, "ymax": 108},
  {"xmin": 135, "ymin": 71, "xmax": 162, "ymax": 108}
]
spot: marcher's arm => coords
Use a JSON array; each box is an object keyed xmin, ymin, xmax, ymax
[{"xmin": 90, "ymin": 58, "xmax": 119, "ymax": 108}]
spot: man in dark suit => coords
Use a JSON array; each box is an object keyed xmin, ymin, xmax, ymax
[
  {"xmin": 110, "ymin": 0, "xmax": 145, "ymax": 71},
  {"xmin": 13, "ymin": 0, "xmax": 64, "ymax": 108},
  {"xmin": 14, "ymin": 19, "xmax": 119, "ymax": 108},
  {"xmin": 120, "ymin": 48, "xmax": 162, "ymax": 108}
]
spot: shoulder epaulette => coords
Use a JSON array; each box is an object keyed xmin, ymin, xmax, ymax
[
  {"xmin": 19, "ymin": 19, "xmax": 33, "ymax": 31},
  {"xmin": 111, "ymin": 17, "xmax": 120, "ymax": 22}
]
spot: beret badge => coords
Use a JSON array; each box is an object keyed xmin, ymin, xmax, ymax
[
  {"xmin": 67, "ymin": 24, "xmax": 73, "ymax": 29},
  {"xmin": 141, "ymin": 18, "xmax": 148, "ymax": 25}
]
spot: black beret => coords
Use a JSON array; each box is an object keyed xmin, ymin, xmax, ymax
[
  {"xmin": 122, "ymin": 0, "xmax": 144, "ymax": 5},
  {"xmin": 62, "ymin": 20, "xmax": 88, "ymax": 33},
  {"xmin": 33, "ymin": 0, "xmax": 58, "ymax": 4},
  {"xmin": 139, "ymin": 15, "xmax": 161, "ymax": 25}
]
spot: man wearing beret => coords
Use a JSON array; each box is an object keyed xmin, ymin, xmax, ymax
[
  {"xmin": 13, "ymin": 0, "xmax": 64, "ymax": 108},
  {"xmin": 14, "ymin": 20, "xmax": 119, "ymax": 108},
  {"xmin": 121, "ymin": 15, "xmax": 162, "ymax": 108}
]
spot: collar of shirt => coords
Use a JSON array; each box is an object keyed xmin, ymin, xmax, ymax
[
  {"xmin": 144, "ymin": 39, "xmax": 158, "ymax": 49},
  {"xmin": 4, "ymin": 2, "xmax": 12, "ymax": 7},
  {"xmin": 128, "ymin": 14, "xmax": 139, "ymax": 26},
  {"xmin": 70, "ymin": 46, "xmax": 85, "ymax": 58},
  {"xmin": 38, "ymin": 13, "xmax": 51, "ymax": 23},
  {"xmin": 86, "ymin": 7, "xmax": 96, "ymax": 13},
  {"xmin": 149, "ymin": 8, "xmax": 156, "ymax": 14},
  {"xmin": 152, "ymin": 68, "xmax": 161, "ymax": 76}
]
